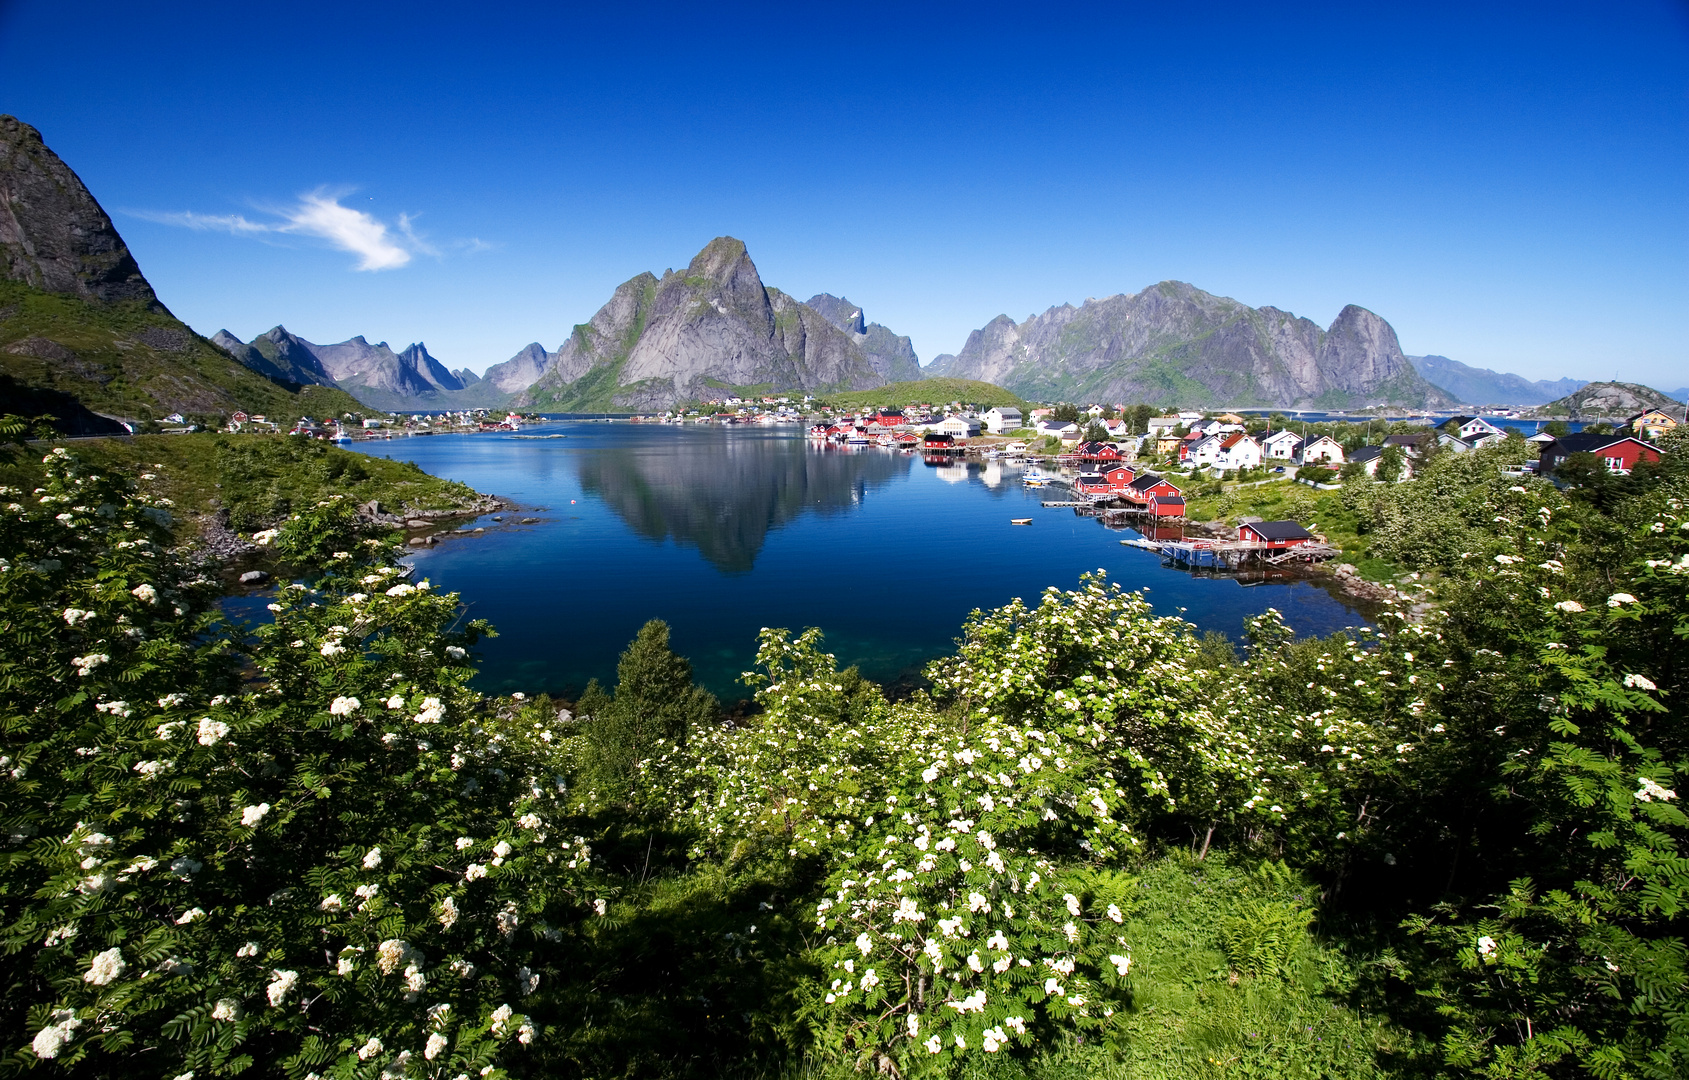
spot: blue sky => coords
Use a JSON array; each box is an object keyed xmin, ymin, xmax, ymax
[{"xmin": 1, "ymin": 1, "xmax": 1684, "ymax": 386}]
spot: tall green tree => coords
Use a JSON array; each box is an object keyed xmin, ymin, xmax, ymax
[{"xmin": 578, "ymin": 620, "xmax": 717, "ymax": 805}]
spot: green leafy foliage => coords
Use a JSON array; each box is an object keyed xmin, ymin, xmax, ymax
[{"xmin": 0, "ymin": 428, "xmax": 1683, "ymax": 1079}]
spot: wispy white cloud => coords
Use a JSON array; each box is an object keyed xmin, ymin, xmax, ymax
[
  {"xmin": 129, "ymin": 189, "xmax": 438, "ymax": 271},
  {"xmin": 282, "ymin": 190, "xmax": 412, "ymax": 270},
  {"xmin": 130, "ymin": 209, "xmax": 271, "ymax": 235}
]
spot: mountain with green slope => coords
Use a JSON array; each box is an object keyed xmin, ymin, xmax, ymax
[
  {"xmin": 1527, "ymin": 381, "xmax": 1684, "ymax": 420},
  {"xmin": 931, "ymin": 281, "xmax": 1454, "ymax": 409},
  {"xmin": 515, "ymin": 238, "xmax": 899, "ymax": 411},
  {"xmin": 0, "ymin": 115, "xmax": 368, "ymax": 427}
]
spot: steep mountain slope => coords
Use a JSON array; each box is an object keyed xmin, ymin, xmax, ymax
[
  {"xmin": 515, "ymin": 238, "xmax": 892, "ymax": 411},
  {"xmin": 482, "ymin": 342, "xmax": 552, "ymax": 394},
  {"xmin": 804, "ymin": 293, "xmax": 922, "ymax": 383},
  {"xmin": 0, "ymin": 115, "xmax": 159, "ymax": 310},
  {"xmin": 1529, "ymin": 381, "xmax": 1684, "ymax": 420},
  {"xmin": 0, "ymin": 115, "xmax": 366, "ymax": 426},
  {"xmin": 934, "ymin": 281, "xmax": 1453, "ymax": 409},
  {"xmin": 1406, "ymin": 354, "xmax": 1585, "ymax": 407}
]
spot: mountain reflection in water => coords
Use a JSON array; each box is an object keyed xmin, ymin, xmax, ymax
[
  {"xmin": 347, "ymin": 424, "xmax": 1372, "ymax": 699},
  {"xmin": 575, "ymin": 434, "xmax": 910, "ymax": 573}
]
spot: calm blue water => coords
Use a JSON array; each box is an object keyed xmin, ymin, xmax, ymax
[{"xmin": 352, "ymin": 424, "xmax": 1372, "ymax": 700}]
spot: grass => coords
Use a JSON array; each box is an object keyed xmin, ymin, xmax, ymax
[
  {"xmin": 0, "ymin": 280, "xmax": 370, "ymax": 426},
  {"xmin": 816, "ymin": 379, "xmax": 1032, "ymax": 411},
  {"xmin": 744, "ymin": 852, "xmax": 1415, "ymax": 1080},
  {"xmin": 0, "ymin": 432, "xmax": 484, "ymax": 536},
  {"xmin": 1175, "ymin": 477, "xmax": 1399, "ymax": 581}
]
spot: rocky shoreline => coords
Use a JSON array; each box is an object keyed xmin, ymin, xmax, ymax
[{"xmin": 187, "ymin": 492, "xmax": 515, "ymax": 571}]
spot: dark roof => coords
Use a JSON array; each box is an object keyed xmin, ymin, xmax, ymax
[
  {"xmin": 1383, "ymin": 433, "xmax": 1429, "ymax": 447},
  {"xmin": 1243, "ymin": 520, "xmax": 1314, "ymax": 541},
  {"xmin": 1127, "ymin": 473, "xmax": 1163, "ymax": 490},
  {"xmin": 1447, "ymin": 415, "xmax": 1478, "ymax": 427},
  {"xmin": 1151, "ymin": 495, "xmax": 1185, "ymax": 505},
  {"xmin": 1077, "ymin": 473, "xmax": 1107, "ymax": 483},
  {"xmin": 1349, "ymin": 445, "xmax": 1383, "ymax": 463},
  {"xmin": 1545, "ymin": 432, "xmax": 1655, "ymax": 456}
]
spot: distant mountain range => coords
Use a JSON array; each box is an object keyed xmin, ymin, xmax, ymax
[
  {"xmin": 0, "ymin": 115, "xmax": 366, "ymax": 428},
  {"xmin": 210, "ymin": 327, "xmax": 514, "ymax": 412},
  {"xmin": 2, "ymin": 114, "xmax": 1674, "ymax": 423},
  {"xmin": 925, "ymin": 282, "xmax": 1454, "ymax": 410},
  {"xmin": 1404, "ymin": 354, "xmax": 1586, "ymax": 407}
]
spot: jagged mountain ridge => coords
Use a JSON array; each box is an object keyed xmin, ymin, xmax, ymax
[
  {"xmin": 928, "ymin": 281, "xmax": 1454, "ymax": 409},
  {"xmin": 212, "ymin": 326, "xmax": 519, "ymax": 411},
  {"xmin": 515, "ymin": 238, "xmax": 905, "ymax": 411},
  {"xmin": 803, "ymin": 293, "xmax": 921, "ymax": 384},
  {"xmin": 1406, "ymin": 354, "xmax": 1585, "ymax": 407},
  {"xmin": 0, "ymin": 114, "xmax": 367, "ymax": 426}
]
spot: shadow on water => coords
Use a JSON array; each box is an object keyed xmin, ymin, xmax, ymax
[{"xmin": 575, "ymin": 433, "xmax": 910, "ymax": 573}]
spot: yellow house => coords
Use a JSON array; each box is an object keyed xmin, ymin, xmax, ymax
[
  {"xmin": 1155, "ymin": 435, "xmax": 1183, "ymax": 455},
  {"xmin": 1628, "ymin": 409, "xmax": 1679, "ymax": 440},
  {"xmin": 1216, "ymin": 412, "xmax": 1247, "ymax": 425}
]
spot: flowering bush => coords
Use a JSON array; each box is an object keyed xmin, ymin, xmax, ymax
[{"xmin": 0, "ymin": 452, "xmax": 591, "ymax": 1077}]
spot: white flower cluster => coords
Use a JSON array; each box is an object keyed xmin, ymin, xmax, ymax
[{"xmin": 31, "ymin": 1009, "xmax": 82, "ymax": 1059}]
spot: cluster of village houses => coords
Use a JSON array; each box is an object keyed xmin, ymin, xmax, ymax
[{"xmin": 223, "ymin": 409, "xmax": 528, "ymax": 438}]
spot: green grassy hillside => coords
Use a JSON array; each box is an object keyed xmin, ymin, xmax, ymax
[
  {"xmin": 0, "ymin": 432, "xmax": 482, "ymax": 534},
  {"xmin": 0, "ymin": 280, "xmax": 370, "ymax": 427},
  {"xmin": 817, "ymin": 377, "xmax": 1033, "ymax": 410}
]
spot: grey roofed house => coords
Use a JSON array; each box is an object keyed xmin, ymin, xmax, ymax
[
  {"xmin": 1536, "ymin": 431, "xmax": 1661, "ymax": 473},
  {"xmin": 1243, "ymin": 520, "xmax": 1314, "ymax": 541},
  {"xmin": 1437, "ymin": 432, "xmax": 1472, "ymax": 452},
  {"xmin": 1382, "ymin": 432, "xmax": 1431, "ymax": 455},
  {"xmin": 1349, "ymin": 445, "xmax": 1383, "ymax": 464}
]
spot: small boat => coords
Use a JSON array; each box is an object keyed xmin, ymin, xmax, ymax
[{"xmin": 1011, "ymin": 518, "xmax": 1033, "ymax": 525}]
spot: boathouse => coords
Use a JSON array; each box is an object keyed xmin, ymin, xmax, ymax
[
  {"xmin": 1150, "ymin": 494, "xmax": 1185, "ymax": 518},
  {"xmin": 1238, "ymin": 520, "xmax": 1314, "ymax": 548}
]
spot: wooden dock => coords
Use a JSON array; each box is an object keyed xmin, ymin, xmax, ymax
[{"xmin": 1153, "ymin": 539, "xmax": 1339, "ymax": 569}]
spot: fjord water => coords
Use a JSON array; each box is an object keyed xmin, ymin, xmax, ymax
[{"xmin": 355, "ymin": 424, "xmax": 1371, "ymax": 700}]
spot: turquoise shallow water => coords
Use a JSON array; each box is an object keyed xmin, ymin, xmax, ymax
[{"xmin": 351, "ymin": 423, "xmax": 1372, "ymax": 700}]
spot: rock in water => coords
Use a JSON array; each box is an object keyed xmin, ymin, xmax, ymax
[
  {"xmin": 239, "ymin": 570, "xmax": 269, "ymax": 584},
  {"xmin": 0, "ymin": 115, "xmax": 162, "ymax": 309}
]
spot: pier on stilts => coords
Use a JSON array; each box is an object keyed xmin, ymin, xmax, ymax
[{"xmin": 1150, "ymin": 538, "xmax": 1339, "ymax": 570}]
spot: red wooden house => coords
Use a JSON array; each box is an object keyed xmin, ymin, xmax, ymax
[
  {"xmin": 1124, "ymin": 473, "xmax": 1183, "ymax": 504},
  {"xmin": 1150, "ymin": 494, "xmax": 1186, "ymax": 518},
  {"xmin": 1238, "ymin": 520, "xmax": 1314, "ymax": 547},
  {"xmin": 1075, "ymin": 473, "xmax": 1115, "ymax": 498},
  {"xmin": 1101, "ymin": 465, "xmax": 1137, "ymax": 490},
  {"xmin": 923, "ymin": 432, "xmax": 958, "ymax": 451},
  {"xmin": 894, "ymin": 431, "xmax": 921, "ymax": 447},
  {"xmin": 1538, "ymin": 433, "xmax": 1662, "ymax": 476}
]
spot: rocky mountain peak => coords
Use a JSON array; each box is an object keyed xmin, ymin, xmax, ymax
[
  {"xmin": 806, "ymin": 293, "xmax": 867, "ymax": 335},
  {"xmin": 0, "ymin": 115, "xmax": 162, "ymax": 310}
]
